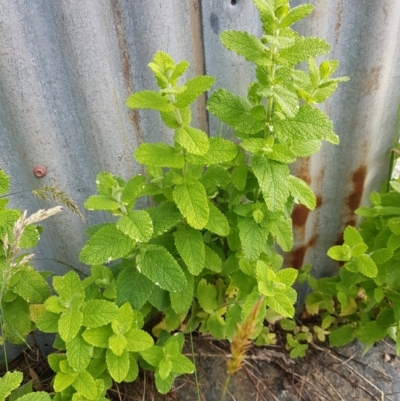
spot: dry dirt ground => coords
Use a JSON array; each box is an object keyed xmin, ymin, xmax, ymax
[{"xmin": 3, "ymin": 334, "xmax": 400, "ymax": 401}]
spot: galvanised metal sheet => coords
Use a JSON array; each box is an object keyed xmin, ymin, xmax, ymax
[{"xmin": 0, "ymin": 0, "xmax": 400, "ymax": 355}]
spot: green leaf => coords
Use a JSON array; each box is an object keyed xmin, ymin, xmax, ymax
[
  {"xmin": 158, "ymin": 359, "xmax": 172, "ymax": 380},
  {"xmin": 252, "ymin": 156, "xmax": 290, "ymax": 211},
  {"xmin": 66, "ymin": 334, "xmax": 93, "ymax": 372},
  {"xmin": 140, "ymin": 345, "xmax": 164, "ymax": 367},
  {"xmin": 175, "ymin": 126, "xmax": 210, "ymax": 156},
  {"xmin": 2, "ymin": 296, "xmax": 32, "ymax": 341},
  {"xmin": 207, "ymin": 89, "xmax": 265, "ymax": 135},
  {"xmin": 36, "ymin": 310, "xmax": 60, "ymax": 333},
  {"xmin": 16, "ymin": 392, "xmax": 53, "ymax": 401},
  {"xmin": 154, "ymin": 371, "xmax": 174, "ymax": 394},
  {"xmin": 84, "ymin": 196, "xmax": 121, "ymax": 211},
  {"xmin": 124, "ymin": 355, "xmax": 139, "ymax": 383},
  {"xmin": 265, "ymin": 292, "xmax": 295, "ymax": 318},
  {"xmin": 0, "ymin": 371, "xmax": 23, "ymax": 400},
  {"xmin": 238, "ymin": 217, "xmax": 269, "ymax": 261},
  {"xmin": 343, "ymin": 226, "xmax": 364, "ymax": 247},
  {"xmin": 186, "ymin": 138, "xmax": 238, "ymax": 167},
  {"xmin": 197, "ymin": 279, "xmax": 218, "ymax": 313},
  {"xmin": 82, "ymin": 325, "xmax": 113, "ymax": 348},
  {"xmin": 147, "ymin": 201, "xmax": 182, "ymax": 237},
  {"xmin": 279, "ymin": 4, "xmax": 314, "ymax": 28},
  {"xmin": 79, "ymin": 224, "xmax": 135, "ymax": 265},
  {"xmin": 220, "ymin": 30, "xmax": 269, "ymax": 65},
  {"xmin": 274, "ymin": 105, "xmax": 339, "ymax": 145},
  {"xmin": 371, "ymin": 248, "xmax": 393, "ymax": 265},
  {"xmin": 121, "ymin": 175, "xmax": 147, "ymax": 204},
  {"xmin": 58, "ymin": 310, "xmax": 83, "ymax": 342},
  {"xmin": 390, "ymin": 180, "xmax": 400, "ymax": 193},
  {"xmin": 73, "ymin": 371, "xmax": 98, "ymax": 400},
  {"xmin": 207, "ymin": 313, "xmax": 226, "ymax": 340},
  {"xmin": 173, "ymin": 181, "xmax": 209, "ymax": 230},
  {"xmin": 0, "ymin": 169, "xmax": 11, "ymax": 195},
  {"xmin": 205, "ymin": 202, "xmax": 230, "ymax": 236},
  {"xmin": 231, "ymin": 165, "xmax": 248, "ymax": 191},
  {"xmin": 12, "ymin": 267, "xmax": 51, "ymax": 303},
  {"xmin": 201, "ymin": 165, "xmax": 231, "ymax": 189},
  {"xmin": 354, "ymin": 254, "xmax": 378, "ymax": 278},
  {"xmin": 116, "ymin": 210, "xmax": 153, "ymax": 242},
  {"xmin": 279, "ymin": 37, "xmax": 331, "ymax": 66},
  {"xmin": 269, "ymin": 217, "xmax": 293, "ymax": 252},
  {"xmin": 126, "ymin": 90, "xmax": 174, "ymax": 111},
  {"xmin": 276, "ymin": 268, "xmax": 298, "ymax": 287},
  {"xmin": 134, "ymin": 143, "xmax": 185, "ymax": 168},
  {"xmin": 357, "ymin": 321, "xmax": 387, "ymax": 344},
  {"xmin": 327, "ymin": 244, "xmax": 352, "ymax": 262},
  {"xmin": 54, "ymin": 271, "xmax": 84, "ymax": 303},
  {"xmin": 170, "ymin": 354, "xmax": 195, "ymax": 374},
  {"xmin": 288, "ymin": 176, "xmax": 316, "ymax": 210},
  {"xmin": 108, "ymin": 333, "xmax": 127, "ymax": 356},
  {"xmin": 125, "ymin": 328, "xmax": 154, "ymax": 352},
  {"xmin": 53, "ymin": 371, "xmax": 77, "ymax": 392},
  {"xmin": 116, "ymin": 266, "xmax": 153, "ymax": 310},
  {"xmin": 170, "ymin": 270, "xmax": 194, "ymax": 314},
  {"xmin": 175, "ymin": 75, "xmax": 215, "ymax": 108},
  {"xmin": 82, "ymin": 300, "xmax": 119, "ymax": 328},
  {"xmin": 106, "ymin": 349, "xmax": 130, "ymax": 383},
  {"xmin": 271, "ymin": 85, "xmax": 299, "ymax": 118},
  {"xmin": 137, "ymin": 245, "xmax": 186, "ymax": 292},
  {"xmin": 204, "ymin": 245, "xmax": 223, "ymax": 273},
  {"xmin": 174, "ymin": 225, "xmax": 205, "ymax": 275},
  {"xmin": 225, "ymin": 305, "xmax": 243, "ymax": 341}
]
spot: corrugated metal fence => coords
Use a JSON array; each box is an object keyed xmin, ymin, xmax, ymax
[{"xmin": 1, "ymin": 0, "xmax": 400, "ymax": 355}]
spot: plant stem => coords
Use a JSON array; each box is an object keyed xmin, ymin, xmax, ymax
[
  {"xmin": 264, "ymin": 44, "xmax": 277, "ymax": 140},
  {"xmin": 386, "ymin": 102, "xmax": 400, "ymax": 192},
  {"xmin": 220, "ymin": 375, "xmax": 231, "ymax": 401}
]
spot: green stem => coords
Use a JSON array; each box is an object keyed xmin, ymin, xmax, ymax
[
  {"xmin": 220, "ymin": 375, "xmax": 231, "ymax": 401},
  {"xmin": 264, "ymin": 44, "xmax": 277, "ymax": 140},
  {"xmin": 386, "ymin": 102, "xmax": 400, "ymax": 193}
]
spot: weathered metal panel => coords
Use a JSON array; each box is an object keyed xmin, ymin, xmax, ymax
[{"xmin": 1, "ymin": 0, "xmax": 400, "ymax": 357}]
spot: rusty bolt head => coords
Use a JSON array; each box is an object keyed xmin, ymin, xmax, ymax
[{"xmin": 33, "ymin": 166, "xmax": 47, "ymax": 178}]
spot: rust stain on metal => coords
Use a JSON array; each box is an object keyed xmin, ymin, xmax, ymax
[
  {"xmin": 292, "ymin": 204, "xmax": 310, "ymax": 229},
  {"xmin": 188, "ymin": 0, "xmax": 209, "ymax": 134},
  {"xmin": 334, "ymin": 0, "xmax": 343, "ymax": 46},
  {"xmin": 361, "ymin": 66, "xmax": 383, "ymax": 96},
  {"xmin": 346, "ymin": 165, "xmax": 367, "ymax": 215},
  {"xmin": 316, "ymin": 195, "xmax": 323, "ymax": 208},
  {"xmin": 296, "ymin": 157, "xmax": 311, "ymax": 185},
  {"xmin": 286, "ymin": 236, "xmax": 318, "ymax": 270},
  {"xmin": 110, "ymin": 0, "xmax": 144, "ymax": 148}
]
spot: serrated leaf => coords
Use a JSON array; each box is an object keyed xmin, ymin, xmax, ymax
[
  {"xmin": 270, "ymin": 217, "xmax": 293, "ymax": 251},
  {"xmin": 2, "ymin": 296, "xmax": 32, "ymax": 341},
  {"xmin": 73, "ymin": 371, "xmax": 97, "ymax": 400},
  {"xmin": 106, "ymin": 349, "xmax": 130, "ymax": 383},
  {"xmin": 80, "ymin": 224, "xmax": 135, "ymax": 265},
  {"xmin": 161, "ymin": 107, "xmax": 192, "ymax": 128},
  {"xmin": 82, "ymin": 325, "xmax": 113, "ymax": 348},
  {"xmin": 17, "ymin": 392, "xmax": 53, "ymax": 401},
  {"xmin": 205, "ymin": 202, "xmax": 230, "ymax": 236},
  {"xmin": 126, "ymin": 91, "xmax": 173, "ymax": 111},
  {"xmin": 274, "ymin": 105, "xmax": 338, "ymax": 144},
  {"xmin": 116, "ymin": 210, "xmax": 153, "ymax": 242},
  {"xmin": 220, "ymin": 30, "xmax": 269, "ymax": 65},
  {"xmin": 108, "ymin": 333, "xmax": 127, "ymax": 356},
  {"xmin": 58, "ymin": 310, "xmax": 83, "ymax": 342},
  {"xmin": 173, "ymin": 181, "xmax": 209, "ymax": 229},
  {"xmin": 66, "ymin": 334, "xmax": 93, "ymax": 372},
  {"xmin": 124, "ymin": 355, "xmax": 139, "ymax": 382},
  {"xmin": 371, "ymin": 248, "xmax": 393, "ymax": 264},
  {"xmin": 290, "ymin": 139, "xmax": 321, "ymax": 157},
  {"xmin": 356, "ymin": 321, "xmax": 387, "ymax": 344},
  {"xmin": 238, "ymin": 216, "xmax": 269, "ymax": 261},
  {"xmin": 288, "ymin": 176, "xmax": 316, "ymax": 210},
  {"xmin": 170, "ymin": 354, "xmax": 195, "ymax": 374},
  {"xmin": 36, "ymin": 310, "xmax": 60, "ymax": 333},
  {"xmin": 186, "ymin": 137, "xmax": 238, "ymax": 165},
  {"xmin": 197, "ymin": 279, "xmax": 218, "ymax": 312},
  {"xmin": 279, "ymin": 4, "xmax": 314, "ymax": 28},
  {"xmin": 82, "ymin": 300, "xmax": 119, "ymax": 328},
  {"xmin": 170, "ymin": 270, "xmax": 194, "ymax": 314},
  {"xmin": 134, "ymin": 143, "xmax": 184, "ymax": 168},
  {"xmin": 124, "ymin": 328, "xmax": 154, "ymax": 352},
  {"xmin": 201, "ymin": 165, "xmax": 231, "ymax": 189},
  {"xmin": 155, "ymin": 371, "xmax": 175, "ymax": 394},
  {"xmin": 121, "ymin": 175, "xmax": 147, "ymax": 204},
  {"xmin": 252, "ymin": 156, "xmax": 290, "ymax": 211},
  {"xmin": 175, "ymin": 75, "xmax": 215, "ymax": 108},
  {"xmin": 343, "ymin": 226, "xmax": 364, "ymax": 247},
  {"xmin": 207, "ymin": 313, "xmax": 226, "ymax": 340},
  {"xmin": 225, "ymin": 305, "xmax": 243, "ymax": 341},
  {"xmin": 207, "ymin": 89, "xmax": 265, "ymax": 135},
  {"xmin": 265, "ymin": 292, "xmax": 295, "ymax": 318},
  {"xmin": 329, "ymin": 324, "xmax": 356, "ymax": 347},
  {"xmin": 271, "ymin": 85, "xmax": 299, "ymax": 118},
  {"xmin": 147, "ymin": 201, "xmax": 182, "ymax": 237},
  {"xmin": 84, "ymin": 196, "xmax": 120, "ymax": 211},
  {"xmin": 158, "ymin": 358, "xmax": 172, "ymax": 380},
  {"xmin": 175, "ymin": 126, "xmax": 209, "ymax": 156},
  {"xmin": 279, "ymin": 37, "xmax": 331, "ymax": 66},
  {"xmin": 0, "ymin": 371, "xmax": 23, "ymax": 400},
  {"xmin": 390, "ymin": 180, "xmax": 400, "ymax": 193},
  {"xmin": 267, "ymin": 144, "xmax": 297, "ymax": 164},
  {"xmin": 137, "ymin": 245, "xmax": 186, "ymax": 292},
  {"xmin": 204, "ymin": 245, "xmax": 223, "ymax": 272},
  {"xmin": 354, "ymin": 254, "xmax": 378, "ymax": 278},
  {"xmin": 231, "ymin": 165, "xmax": 247, "ymax": 191},
  {"xmin": 327, "ymin": 244, "xmax": 352, "ymax": 261},
  {"xmin": 53, "ymin": 371, "xmax": 78, "ymax": 392},
  {"xmin": 54, "ymin": 271, "xmax": 84, "ymax": 303},
  {"xmin": 276, "ymin": 268, "xmax": 298, "ymax": 287},
  {"xmin": 12, "ymin": 267, "xmax": 51, "ymax": 303},
  {"xmin": 0, "ymin": 169, "xmax": 10, "ymax": 195},
  {"xmin": 174, "ymin": 225, "xmax": 205, "ymax": 275}
]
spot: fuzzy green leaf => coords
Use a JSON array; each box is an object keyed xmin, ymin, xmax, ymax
[
  {"xmin": 288, "ymin": 176, "xmax": 316, "ymax": 210},
  {"xmin": 343, "ymin": 226, "xmax": 364, "ymax": 247},
  {"xmin": 73, "ymin": 371, "xmax": 98, "ymax": 400},
  {"xmin": 207, "ymin": 313, "xmax": 226, "ymax": 340},
  {"xmin": 175, "ymin": 75, "xmax": 215, "ymax": 108},
  {"xmin": 231, "ymin": 165, "xmax": 248, "ymax": 191},
  {"xmin": 207, "ymin": 89, "xmax": 265, "ymax": 135},
  {"xmin": 116, "ymin": 266, "xmax": 153, "ymax": 310},
  {"xmin": 0, "ymin": 169, "xmax": 11, "ymax": 195},
  {"xmin": 0, "ymin": 371, "xmax": 23, "ymax": 400},
  {"xmin": 357, "ymin": 321, "xmax": 387, "ymax": 344},
  {"xmin": 58, "ymin": 310, "xmax": 83, "ymax": 342},
  {"xmin": 2, "ymin": 296, "xmax": 32, "ymax": 341},
  {"xmin": 269, "ymin": 217, "xmax": 293, "ymax": 252},
  {"xmin": 12, "ymin": 267, "xmax": 51, "ymax": 303},
  {"xmin": 354, "ymin": 254, "xmax": 378, "ymax": 278},
  {"xmin": 84, "ymin": 196, "xmax": 120, "ymax": 211},
  {"xmin": 252, "ymin": 156, "xmax": 290, "ymax": 211},
  {"xmin": 204, "ymin": 245, "xmax": 223, "ymax": 272},
  {"xmin": 170, "ymin": 354, "xmax": 195, "ymax": 374},
  {"xmin": 154, "ymin": 371, "xmax": 175, "ymax": 395},
  {"xmin": 106, "ymin": 349, "xmax": 130, "ymax": 383},
  {"xmin": 125, "ymin": 328, "xmax": 154, "ymax": 352},
  {"xmin": 79, "ymin": 224, "xmax": 135, "ymax": 265},
  {"xmin": 147, "ymin": 201, "xmax": 182, "ymax": 237},
  {"xmin": 274, "ymin": 105, "xmax": 339, "ymax": 144},
  {"xmin": 186, "ymin": 137, "xmax": 238, "ymax": 165},
  {"xmin": 126, "ymin": 91, "xmax": 173, "ymax": 111},
  {"xmin": 36, "ymin": 310, "xmax": 60, "ymax": 333},
  {"xmin": 17, "ymin": 392, "xmax": 53, "ymax": 401},
  {"xmin": 279, "ymin": 4, "xmax": 314, "ymax": 28},
  {"xmin": 265, "ymin": 292, "xmax": 295, "ymax": 318},
  {"xmin": 220, "ymin": 30, "xmax": 269, "ymax": 65},
  {"xmin": 327, "ymin": 244, "xmax": 352, "ymax": 261},
  {"xmin": 175, "ymin": 126, "xmax": 210, "ymax": 156},
  {"xmin": 53, "ymin": 371, "xmax": 77, "ymax": 392},
  {"xmin": 137, "ymin": 245, "xmax": 186, "ymax": 292},
  {"xmin": 271, "ymin": 85, "xmax": 299, "ymax": 118},
  {"xmin": 66, "ymin": 334, "xmax": 93, "ymax": 372},
  {"xmin": 121, "ymin": 175, "xmax": 147, "ymax": 204},
  {"xmin": 82, "ymin": 325, "xmax": 113, "ymax": 348},
  {"xmin": 134, "ymin": 143, "xmax": 185, "ymax": 168},
  {"xmin": 279, "ymin": 37, "xmax": 331, "ymax": 66},
  {"xmin": 82, "ymin": 300, "xmax": 119, "ymax": 328},
  {"xmin": 173, "ymin": 181, "xmax": 209, "ymax": 230},
  {"xmin": 174, "ymin": 225, "xmax": 205, "ymax": 275},
  {"xmin": 205, "ymin": 202, "xmax": 230, "ymax": 236},
  {"xmin": 108, "ymin": 333, "xmax": 127, "ymax": 356},
  {"xmin": 201, "ymin": 165, "xmax": 231, "ymax": 189},
  {"xmin": 238, "ymin": 217, "xmax": 269, "ymax": 261},
  {"xmin": 276, "ymin": 268, "xmax": 298, "ymax": 287},
  {"xmin": 329, "ymin": 325, "xmax": 356, "ymax": 347},
  {"xmin": 197, "ymin": 279, "xmax": 218, "ymax": 313},
  {"xmin": 116, "ymin": 211, "xmax": 153, "ymax": 242},
  {"xmin": 170, "ymin": 270, "xmax": 194, "ymax": 314}
]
